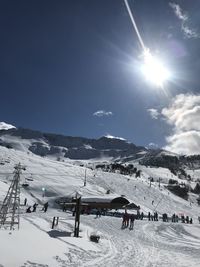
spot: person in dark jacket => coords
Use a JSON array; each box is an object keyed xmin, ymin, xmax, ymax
[
  {"xmin": 26, "ymin": 206, "xmax": 32, "ymax": 213},
  {"xmin": 129, "ymin": 214, "xmax": 135, "ymax": 230},
  {"xmin": 24, "ymin": 198, "xmax": 27, "ymax": 206},
  {"xmin": 43, "ymin": 202, "xmax": 49, "ymax": 212},
  {"xmin": 32, "ymin": 203, "xmax": 38, "ymax": 212}
]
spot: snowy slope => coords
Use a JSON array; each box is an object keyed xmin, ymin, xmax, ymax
[{"xmin": 0, "ymin": 146, "xmax": 200, "ymax": 266}]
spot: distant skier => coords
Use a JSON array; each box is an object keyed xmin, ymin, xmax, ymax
[
  {"xmin": 148, "ymin": 212, "xmax": 151, "ymax": 221},
  {"xmin": 95, "ymin": 209, "xmax": 101, "ymax": 218},
  {"xmin": 129, "ymin": 214, "xmax": 135, "ymax": 230},
  {"xmin": 62, "ymin": 204, "xmax": 67, "ymax": 212},
  {"xmin": 137, "ymin": 210, "xmax": 140, "ymax": 219},
  {"xmin": 24, "ymin": 198, "xmax": 27, "ymax": 206},
  {"xmin": 122, "ymin": 213, "xmax": 126, "ymax": 229},
  {"xmin": 43, "ymin": 202, "xmax": 49, "ymax": 212},
  {"xmin": 32, "ymin": 203, "xmax": 38, "ymax": 212},
  {"xmin": 26, "ymin": 206, "xmax": 32, "ymax": 213},
  {"xmin": 181, "ymin": 215, "xmax": 185, "ymax": 223},
  {"xmin": 163, "ymin": 213, "xmax": 168, "ymax": 222}
]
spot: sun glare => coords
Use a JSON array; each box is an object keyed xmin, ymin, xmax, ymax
[{"xmin": 141, "ymin": 50, "xmax": 170, "ymax": 87}]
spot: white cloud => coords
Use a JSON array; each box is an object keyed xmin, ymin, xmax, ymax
[
  {"xmin": 147, "ymin": 108, "xmax": 159, "ymax": 119},
  {"xmin": 93, "ymin": 110, "xmax": 113, "ymax": 117},
  {"xmin": 169, "ymin": 3, "xmax": 187, "ymax": 21},
  {"xmin": 162, "ymin": 94, "xmax": 200, "ymax": 155},
  {"xmin": 169, "ymin": 2, "xmax": 199, "ymax": 39},
  {"xmin": 165, "ymin": 131, "xmax": 200, "ymax": 155}
]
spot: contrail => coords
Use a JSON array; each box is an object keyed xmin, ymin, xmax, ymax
[{"xmin": 123, "ymin": 0, "xmax": 146, "ymax": 51}]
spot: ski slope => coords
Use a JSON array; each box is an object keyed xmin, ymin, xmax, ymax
[{"xmin": 0, "ymin": 146, "xmax": 200, "ymax": 266}]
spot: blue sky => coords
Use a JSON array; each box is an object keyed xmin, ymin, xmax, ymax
[{"xmin": 0, "ymin": 0, "xmax": 200, "ymax": 153}]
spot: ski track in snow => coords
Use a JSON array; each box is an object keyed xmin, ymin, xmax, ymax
[{"xmin": 80, "ymin": 216, "xmax": 200, "ymax": 267}]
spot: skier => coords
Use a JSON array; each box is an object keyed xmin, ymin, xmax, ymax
[
  {"xmin": 154, "ymin": 212, "xmax": 158, "ymax": 221},
  {"xmin": 96, "ymin": 209, "xmax": 101, "ymax": 218},
  {"xmin": 189, "ymin": 218, "xmax": 193, "ymax": 224},
  {"xmin": 148, "ymin": 212, "xmax": 151, "ymax": 221},
  {"xmin": 122, "ymin": 213, "xmax": 126, "ymax": 229},
  {"xmin": 129, "ymin": 214, "xmax": 135, "ymax": 230},
  {"xmin": 32, "ymin": 203, "xmax": 38, "ymax": 212},
  {"xmin": 62, "ymin": 204, "xmax": 67, "ymax": 212},
  {"xmin": 26, "ymin": 206, "xmax": 32, "ymax": 213},
  {"xmin": 24, "ymin": 198, "xmax": 27, "ymax": 206},
  {"xmin": 181, "ymin": 215, "xmax": 185, "ymax": 223},
  {"xmin": 137, "ymin": 210, "xmax": 140, "ymax": 219},
  {"xmin": 43, "ymin": 202, "xmax": 49, "ymax": 212},
  {"xmin": 126, "ymin": 213, "xmax": 129, "ymax": 227}
]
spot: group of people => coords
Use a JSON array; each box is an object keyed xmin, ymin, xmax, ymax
[
  {"xmin": 136, "ymin": 210, "xmax": 144, "ymax": 220},
  {"xmin": 121, "ymin": 212, "xmax": 135, "ymax": 230},
  {"xmin": 25, "ymin": 200, "xmax": 49, "ymax": 213},
  {"xmin": 120, "ymin": 210, "xmax": 195, "ymax": 227},
  {"xmin": 148, "ymin": 212, "xmax": 158, "ymax": 221},
  {"xmin": 181, "ymin": 215, "xmax": 193, "ymax": 224},
  {"xmin": 150, "ymin": 212, "xmax": 193, "ymax": 224}
]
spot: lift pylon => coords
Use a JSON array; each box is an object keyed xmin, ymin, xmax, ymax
[{"xmin": 0, "ymin": 163, "xmax": 25, "ymax": 230}]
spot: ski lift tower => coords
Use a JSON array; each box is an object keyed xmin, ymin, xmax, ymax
[{"xmin": 0, "ymin": 163, "xmax": 25, "ymax": 230}]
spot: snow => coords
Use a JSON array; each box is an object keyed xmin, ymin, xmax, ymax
[
  {"xmin": 0, "ymin": 122, "xmax": 16, "ymax": 130},
  {"xmin": 104, "ymin": 134, "xmax": 126, "ymax": 141},
  {"xmin": 83, "ymin": 144, "xmax": 93, "ymax": 150},
  {"xmin": 0, "ymin": 145, "xmax": 200, "ymax": 266}
]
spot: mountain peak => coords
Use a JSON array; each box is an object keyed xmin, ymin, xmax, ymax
[
  {"xmin": 103, "ymin": 134, "xmax": 126, "ymax": 141},
  {"xmin": 0, "ymin": 122, "xmax": 16, "ymax": 130}
]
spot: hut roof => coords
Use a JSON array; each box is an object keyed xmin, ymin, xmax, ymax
[{"xmin": 81, "ymin": 195, "xmax": 129, "ymax": 205}]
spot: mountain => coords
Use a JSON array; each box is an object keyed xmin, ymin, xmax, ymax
[
  {"xmin": 0, "ymin": 123, "xmax": 199, "ymax": 171},
  {"xmin": 0, "ymin": 126, "xmax": 147, "ymax": 160}
]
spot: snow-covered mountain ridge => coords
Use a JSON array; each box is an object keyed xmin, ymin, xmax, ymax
[
  {"xmin": 0, "ymin": 124, "xmax": 200, "ymax": 173},
  {"xmin": 0, "ymin": 126, "xmax": 147, "ymax": 160}
]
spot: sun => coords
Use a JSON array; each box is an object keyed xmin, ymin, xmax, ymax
[{"xmin": 141, "ymin": 49, "xmax": 170, "ymax": 87}]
